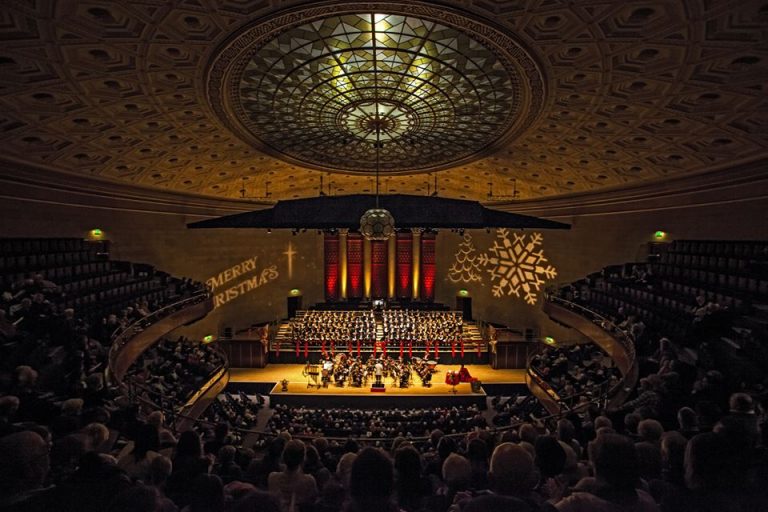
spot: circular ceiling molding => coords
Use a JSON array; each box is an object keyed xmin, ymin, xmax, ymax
[{"xmin": 207, "ymin": 3, "xmax": 546, "ymax": 174}]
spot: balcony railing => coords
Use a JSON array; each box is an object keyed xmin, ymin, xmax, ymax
[
  {"xmin": 107, "ymin": 291, "xmax": 212, "ymax": 384},
  {"xmin": 530, "ymin": 295, "xmax": 639, "ymax": 414}
]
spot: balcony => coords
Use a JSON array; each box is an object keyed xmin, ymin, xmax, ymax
[
  {"xmin": 529, "ymin": 296, "xmax": 639, "ymax": 414},
  {"xmin": 107, "ymin": 292, "xmax": 213, "ymax": 383}
]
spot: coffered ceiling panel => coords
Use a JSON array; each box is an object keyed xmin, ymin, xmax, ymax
[{"xmin": 0, "ymin": 0, "xmax": 766, "ymax": 202}]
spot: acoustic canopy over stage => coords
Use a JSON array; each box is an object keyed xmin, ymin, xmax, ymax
[{"xmin": 186, "ymin": 195, "xmax": 571, "ymax": 231}]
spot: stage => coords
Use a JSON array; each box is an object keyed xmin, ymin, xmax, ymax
[{"xmin": 227, "ymin": 364, "xmax": 527, "ymax": 408}]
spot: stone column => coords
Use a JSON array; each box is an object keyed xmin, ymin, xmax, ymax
[
  {"xmin": 363, "ymin": 237, "xmax": 372, "ymax": 299},
  {"xmin": 411, "ymin": 228, "xmax": 423, "ymax": 299},
  {"xmin": 387, "ymin": 235, "xmax": 396, "ymax": 299},
  {"xmin": 339, "ymin": 229, "xmax": 348, "ymax": 300}
]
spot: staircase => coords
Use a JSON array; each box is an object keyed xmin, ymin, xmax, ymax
[
  {"xmin": 462, "ymin": 322, "xmax": 485, "ymax": 352},
  {"xmin": 272, "ymin": 317, "xmax": 298, "ymax": 354}
]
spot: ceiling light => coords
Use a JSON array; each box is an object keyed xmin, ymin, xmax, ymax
[{"xmin": 360, "ymin": 21, "xmax": 395, "ymax": 241}]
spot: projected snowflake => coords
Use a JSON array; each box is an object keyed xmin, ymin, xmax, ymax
[
  {"xmin": 477, "ymin": 229, "xmax": 557, "ymax": 304},
  {"xmin": 447, "ymin": 234, "xmax": 483, "ymax": 284}
]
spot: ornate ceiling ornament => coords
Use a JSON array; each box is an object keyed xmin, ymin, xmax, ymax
[{"xmin": 206, "ymin": 2, "xmax": 546, "ymax": 174}]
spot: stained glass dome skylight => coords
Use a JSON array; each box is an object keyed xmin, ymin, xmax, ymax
[{"xmin": 208, "ymin": 7, "xmax": 545, "ymax": 174}]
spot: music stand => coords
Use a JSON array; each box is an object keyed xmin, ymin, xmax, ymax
[{"xmin": 303, "ymin": 363, "xmax": 321, "ymax": 389}]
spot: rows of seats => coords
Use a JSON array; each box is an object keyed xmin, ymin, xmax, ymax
[
  {"xmin": 0, "ymin": 242, "xmax": 106, "ymax": 287},
  {"xmin": 266, "ymin": 403, "xmax": 486, "ymax": 439},
  {"xmin": 659, "ymin": 252, "xmax": 751, "ymax": 273},
  {"xmin": 651, "ymin": 263, "xmax": 768, "ymax": 299},
  {"xmin": 588, "ymin": 287, "xmax": 687, "ymax": 338},
  {"xmin": 0, "ymin": 237, "xmax": 103, "ymax": 256},
  {"xmin": 656, "ymin": 239, "xmax": 768, "ymax": 294},
  {"xmin": 0, "ymin": 238, "xmax": 198, "ymax": 321},
  {"xmin": 197, "ymin": 391, "xmax": 264, "ymax": 446},
  {"xmin": 666, "ymin": 239, "xmax": 768, "ymax": 259},
  {"xmin": 566, "ymin": 240, "xmax": 768, "ymax": 342},
  {"xmin": 64, "ymin": 277, "xmax": 168, "ymax": 319},
  {"xmin": 0, "ymin": 249, "xmax": 104, "ymax": 276},
  {"xmin": 46, "ymin": 261, "xmax": 114, "ymax": 285}
]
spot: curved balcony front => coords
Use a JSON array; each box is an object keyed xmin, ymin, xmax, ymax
[
  {"xmin": 527, "ymin": 297, "xmax": 638, "ymax": 413},
  {"xmin": 108, "ymin": 292, "xmax": 213, "ymax": 384}
]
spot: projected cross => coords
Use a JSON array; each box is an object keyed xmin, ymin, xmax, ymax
[{"xmin": 283, "ymin": 242, "xmax": 297, "ymax": 279}]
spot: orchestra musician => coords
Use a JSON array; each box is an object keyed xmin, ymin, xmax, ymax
[
  {"xmin": 333, "ymin": 354, "xmax": 348, "ymax": 387},
  {"xmin": 321, "ymin": 358, "xmax": 333, "ymax": 387},
  {"xmin": 350, "ymin": 359, "xmax": 364, "ymax": 387},
  {"xmin": 420, "ymin": 367, "xmax": 432, "ymax": 387},
  {"xmin": 308, "ymin": 353, "xmax": 429, "ymax": 389},
  {"xmin": 399, "ymin": 364, "xmax": 411, "ymax": 388},
  {"xmin": 458, "ymin": 364, "xmax": 472, "ymax": 383}
]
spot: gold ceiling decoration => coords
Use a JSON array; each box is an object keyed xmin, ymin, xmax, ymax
[
  {"xmin": 208, "ymin": 10, "xmax": 544, "ymax": 173},
  {"xmin": 0, "ymin": 1, "xmax": 765, "ymax": 202}
]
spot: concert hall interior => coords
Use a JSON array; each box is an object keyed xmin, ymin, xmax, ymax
[{"xmin": 1, "ymin": 1, "xmax": 767, "ymax": 511}]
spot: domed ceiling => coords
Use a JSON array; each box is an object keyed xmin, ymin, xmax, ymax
[
  {"xmin": 209, "ymin": 12, "xmax": 543, "ymax": 173},
  {"xmin": 0, "ymin": 0, "xmax": 766, "ymax": 203}
]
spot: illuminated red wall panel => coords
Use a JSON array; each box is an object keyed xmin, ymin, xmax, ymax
[
  {"xmin": 324, "ymin": 233, "xmax": 339, "ymax": 300},
  {"xmin": 347, "ymin": 232, "xmax": 363, "ymax": 298},
  {"xmin": 370, "ymin": 240, "xmax": 387, "ymax": 299},
  {"xmin": 420, "ymin": 231, "xmax": 436, "ymax": 301},
  {"xmin": 396, "ymin": 231, "xmax": 412, "ymax": 298}
]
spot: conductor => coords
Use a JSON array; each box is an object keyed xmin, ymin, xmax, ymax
[{"xmin": 374, "ymin": 359, "xmax": 384, "ymax": 386}]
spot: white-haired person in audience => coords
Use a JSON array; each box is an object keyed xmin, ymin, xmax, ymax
[
  {"xmin": 427, "ymin": 452, "xmax": 472, "ymax": 511},
  {"xmin": 336, "ymin": 451, "xmax": 357, "ymax": 491},
  {"xmin": 147, "ymin": 410, "xmax": 177, "ymax": 449}
]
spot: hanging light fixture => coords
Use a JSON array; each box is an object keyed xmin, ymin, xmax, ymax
[{"xmin": 360, "ymin": 15, "xmax": 395, "ymax": 241}]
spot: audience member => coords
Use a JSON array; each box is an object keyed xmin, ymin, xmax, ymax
[
  {"xmin": 267, "ymin": 439, "xmax": 318, "ymax": 511},
  {"xmin": 346, "ymin": 447, "xmax": 399, "ymax": 512},
  {"xmin": 556, "ymin": 433, "xmax": 659, "ymax": 511},
  {"xmin": 459, "ymin": 442, "xmax": 540, "ymax": 512}
]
